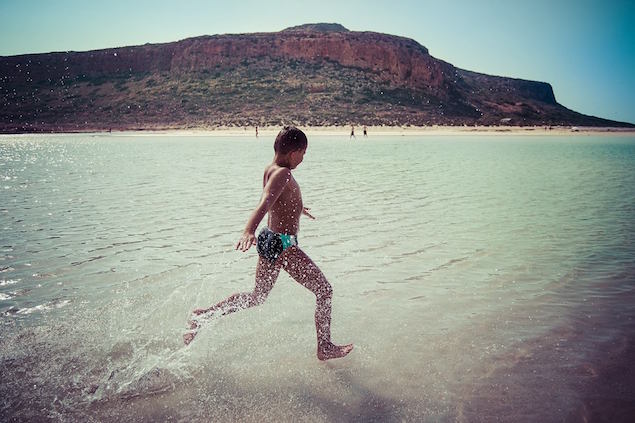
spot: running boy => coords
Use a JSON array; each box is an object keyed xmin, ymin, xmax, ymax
[{"xmin": 184, "ymin": 127, "xmax": 353, "ymax": 361}]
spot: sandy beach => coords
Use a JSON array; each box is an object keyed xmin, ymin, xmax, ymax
[{"xmin": 35, "ymin": 125, "xmax": 633, "ymax": 138}]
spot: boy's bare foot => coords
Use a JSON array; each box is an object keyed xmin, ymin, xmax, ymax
[
  {"xmin": 183, "ymin": 308, "xmax": 215, "ymax": 346},
  {"xmin": 317, "ymin": 342, "xmax": 354, "ymax": 361},
  {"xmin": 183, "ymin": 319, "xmax": 199, "ymax": 346},
  {"xmin": 183, "ymin": 331, "xmax": 197, "ymax": 345}
]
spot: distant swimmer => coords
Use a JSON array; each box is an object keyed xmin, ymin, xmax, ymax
[
  {"xmin": 350, "ymin": 125, "xmax": 356, "ymax": 139},
  {"xmin": 184, "ymin": 126, "xmax": 353, "ymax": 361},
  {"xmin": 363, "ymin": 125, "xmax": 367, "ymax": 137}
]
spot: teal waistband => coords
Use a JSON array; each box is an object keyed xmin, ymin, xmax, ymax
[{"xmin": 280, "ymin": 233, "xmax": 298, "ymax": 250}]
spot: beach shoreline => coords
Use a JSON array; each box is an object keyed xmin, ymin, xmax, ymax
[{"xmin": 3, "ymin": 125, "xmax": 634, "ymax": 138}]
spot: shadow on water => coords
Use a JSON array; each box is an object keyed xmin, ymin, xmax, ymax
[
  {"xmin": 294, "ymin": 368, "xmax": 409, "ymax": 422},
  {"xmin": 174, "ymin": 363, "xmax": 421, "ymax": 423},
  {"xmin": 38, "ymin": 359, "xmax": 414, "ymax": 422}
]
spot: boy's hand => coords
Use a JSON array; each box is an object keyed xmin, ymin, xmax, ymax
[
  {"xmin": 236, "ymin": 232, "xmax": 257, "ymax": 252},
  {"xmin": 302, "ymin": 207, "xmax": 316, "ymax": 220}
]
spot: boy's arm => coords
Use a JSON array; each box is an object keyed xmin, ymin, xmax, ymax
[{"xmin": 235, "ymin": 168, "xmax": 291, "ymax": 252}]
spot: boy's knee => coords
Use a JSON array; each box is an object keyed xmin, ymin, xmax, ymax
[
  {"xmin": 317, "ymin": 282, "xmax": 333, "ymax": 300},
  {"xmin": 251, "ymin": 292, "xmax": 268, "ymax": 306}
]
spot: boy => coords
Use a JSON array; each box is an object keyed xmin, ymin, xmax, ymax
[{"xmin": 184, "ymin": 127, "xmax": 353, "ymax": 361}]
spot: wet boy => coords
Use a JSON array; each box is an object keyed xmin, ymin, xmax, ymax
[{"xmin": 185, "ymin": 127, "xmax": 353, "ymax": 361}]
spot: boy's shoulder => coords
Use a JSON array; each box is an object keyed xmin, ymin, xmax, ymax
[
  {"xmin": 265, "ymin": 163, "xmax": 291, "ymax": 174},
  {"xmin": 263, "ymin": 164, "xmax": 292, "ymax": 183}
]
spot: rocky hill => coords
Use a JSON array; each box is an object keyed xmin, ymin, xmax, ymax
[{"xmin": 1, "ymin": 23, "xmax": 631, "ymax": 133}]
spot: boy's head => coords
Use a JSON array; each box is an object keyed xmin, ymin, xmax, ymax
[{"xmin": 274, "ymin": 126, "xmax": 308, "ymax": 155}]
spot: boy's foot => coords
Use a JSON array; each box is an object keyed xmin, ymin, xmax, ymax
[
  {"xmin": 183, "ymin": 309, "xmax": 215, "ymax": 346},
  {"xmin": 183, "ymin": 319, "xmax": 200, "ymax": 346},
  {"xmin": 317, "ymin": 342, "xmax": 354, "ymax": 361}
]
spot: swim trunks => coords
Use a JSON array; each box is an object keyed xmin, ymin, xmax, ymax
[{"xmin": 256, "ymin": 227, "xmax": 298, "ymax": 262}]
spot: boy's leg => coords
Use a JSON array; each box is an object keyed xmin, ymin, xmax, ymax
[
  {"xmin": 281, "ymin": 247, "xmax": 353, "ymax": 360},
  {"xmin": 184, "ymin": 256, "xmax": 282, "ymax": 345},
  {"xmin": 209, "ymin": 257, "xmax": 281, "ymax": 312},
  {"xmin": 195, "ymin": 256, "xmax": 281, "ymax": 315}
]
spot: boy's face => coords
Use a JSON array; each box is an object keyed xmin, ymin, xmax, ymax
[{"xmin": 289, "ymin": 147, "xmax": 306, "ymax": 169}]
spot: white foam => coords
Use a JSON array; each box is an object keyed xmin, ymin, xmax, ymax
[
  {"xmin": 16, "ymin": 299, "xmax": 70, "ymax": 314},
  {"xmin": 0, "ymin": 278, "xmax": 20, "ymax": 286}
]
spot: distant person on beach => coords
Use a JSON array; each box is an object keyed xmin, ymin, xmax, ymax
[
  {"xmin": 255, "ymin": 126, "xmax": 259, "ymax": 138},
  {"xmin": 350, "ymin": 125, "xmax": 356, "ymax": 139},
  {"xmin": 363, "ymin": 126, "xmax": 367, "ymax": 137},
  {"xmin": 184, "ymin": 126, "xmax": 353, "ymax": 361}
]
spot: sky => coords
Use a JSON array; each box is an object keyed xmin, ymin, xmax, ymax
[{"xmin": 1, "ymin": 0, "xmax": 634, "ymax": 124}]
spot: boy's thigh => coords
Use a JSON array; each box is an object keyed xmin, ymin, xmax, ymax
[
  {"xmin": 255, "ymin": 256, "xmax": 282, "ymax": 294},
  {"xmin": 281, "ymin": 247, "xmax": 329, "ymax": 290}
]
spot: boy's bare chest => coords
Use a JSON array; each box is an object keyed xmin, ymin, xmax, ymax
[{"xmin": 280, "ymin": 177, "xmax": 302, "ymax": 204}]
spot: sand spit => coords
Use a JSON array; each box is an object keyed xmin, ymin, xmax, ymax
[{"xmin": 3, "ymin": 126, "xmax": 629, "ymax": 138}]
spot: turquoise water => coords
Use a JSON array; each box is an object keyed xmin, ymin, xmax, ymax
[{"xmin": 1, "ymin": 133, "xmax": 634, "ymax": 421}]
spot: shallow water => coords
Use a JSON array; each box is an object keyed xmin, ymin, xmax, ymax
[{"xmin": 1, "ymin": 133, "xmax": 634, "ymax": 422}]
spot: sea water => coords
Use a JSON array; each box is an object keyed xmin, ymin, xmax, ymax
[{"xmin": 1, "ymin": 133, "xmax": 634, "ymax": 422}]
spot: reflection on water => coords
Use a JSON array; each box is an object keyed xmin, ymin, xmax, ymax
[{"xmin": 1, "ymin": 133, "xmax": 634, "ymax": 421}]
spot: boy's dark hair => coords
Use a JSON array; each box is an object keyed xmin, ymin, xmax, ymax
[{"xmin": 274, "ymin": 126, "xmax": 307, "ymax": 154}]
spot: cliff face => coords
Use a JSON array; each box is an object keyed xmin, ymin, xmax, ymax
[
  {"xmin": 1, "ymin": 30, "xmax": 445, "ymax": 90},
  {"xmin": 1, "ymin": 24, "xmax": 630, "ymax": 132},
  {"xmin": 171, "ymin": 31, "xmax": 448, "ymax": 90}
]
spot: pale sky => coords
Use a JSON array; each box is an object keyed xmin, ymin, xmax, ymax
[{"xmin": 1, "ymin": 0, "xmax": 633, "ymax": 124}]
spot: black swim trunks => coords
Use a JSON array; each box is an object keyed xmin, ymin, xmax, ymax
[{"xmin": 256, "ymin": 227, "xmax": 298, "ymax": 262}]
